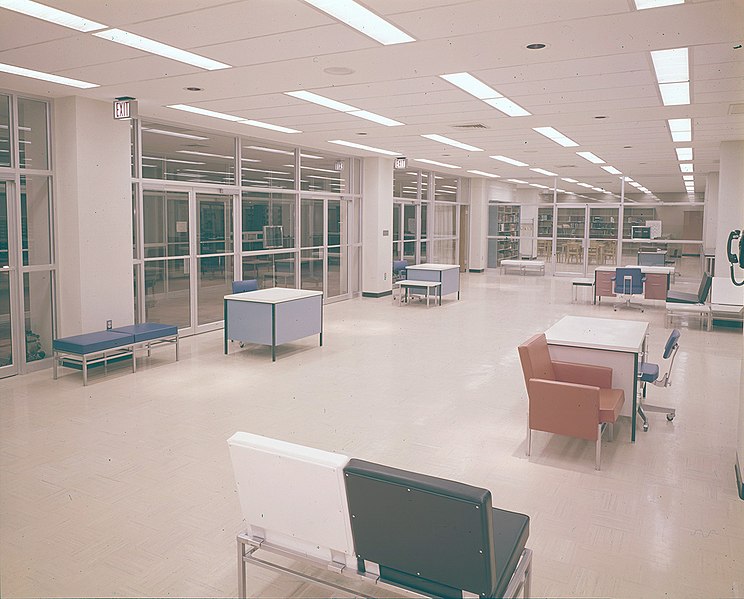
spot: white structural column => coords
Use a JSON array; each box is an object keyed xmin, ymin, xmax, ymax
[
  {"xmin": 468, "ymin": 178, "xmax": 488, "ymax": 271},
  {"xmin": 53, "ymin": 96, "xmax": 134, "ymax": 336},
  {"xmin": 361, "ymin": 157, "xmax": 393, "ymax": 296},
  {"xmin": 703, "ymin": 172, "xmax": 719, "ymax": 255},
  {"xmin": 715, "ymin": 140, "xmax": 744, "ymax": 499}
]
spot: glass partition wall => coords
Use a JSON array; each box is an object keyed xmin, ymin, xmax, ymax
[
  {"xmin": 0, "ymin": 93, "xmax": 55, "ymax": 378},
  {"xmin": 133, "ymin": 121, "xmax": 361, "ymax": 335},
  {"xmin": 393, "ymin": 169, "xmax": 466, "ymax": 270},
  {"xmin": 487, "ymin": 192, "xmax": 704, "ymax": 278}
]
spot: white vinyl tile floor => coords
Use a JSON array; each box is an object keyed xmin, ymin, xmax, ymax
[{"xmin": 1, "ymin": 270, "xmax": 743, "ymax": 598}]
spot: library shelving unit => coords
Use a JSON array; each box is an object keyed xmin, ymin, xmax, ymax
[{"xmin": 496, "ymin": 205, "xmax": 520, "ymax": 263}]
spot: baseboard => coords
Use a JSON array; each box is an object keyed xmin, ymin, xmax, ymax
[
  {"xmin": 736, "ymin": 453, "xmax": 744, "ymax": 500},
  {"xmin": 469, "ymin": 268, "xmax": 485, "ymax": 273},
  {"xmin": 362, "ymin": 290, "xmax": 392, "ymax": 298}
]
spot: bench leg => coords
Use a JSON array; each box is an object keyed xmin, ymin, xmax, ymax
[
  {"xmin": 237, "ymin": 537, "xmax": 247, "ymax": 599},
  {"xmin": 132, "ymin": 347, "xmax": 136, "ymax": 373},
  {"xmin": 53, "ymin": 352, "xmax": 58, "ymax": 380},
  {"xmin": 175, "ymin": 336, "xmax": 180, "ymax": 361},
  {"xmin": 83, "ymin": 355, "xmax": 88, "ymax": 386}
]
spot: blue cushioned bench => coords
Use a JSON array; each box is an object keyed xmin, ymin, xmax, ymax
[{"xmin": 53, "ymin": 323, "xmax": 178, "ymax": 385}]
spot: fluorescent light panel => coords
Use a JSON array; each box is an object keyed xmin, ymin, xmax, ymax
[
  {"xmin": 440, "ymin": 72, "xmax": 530, "ymax": 116},
  {"xmin": 142, "ymin": 127, "xmax": 208, "ymax": 140},
  {"xmin": 302, "ymin": 0, "xmax": 414, "ymax": 45},
  {"xmin": 634, "ymin": 0, "xmax": 684, "ymax": 9},
  {"xmin": 467, "ymin": 170, "xmax": 500, "ymax": 178},
  {"xmin": 577, "ymin": 182, "xmax": 593, "ymax": 188},
  {"xmin": 414, "ymin": 158, "xmax": 460, "ymax": 169},
  {"xmin": 682, "ymin": 175, "xmax": 694, "ymax": 181},
  {"xmin": 0, "ymin": 0, "xmax": 106, "ymax": 30},
  {"xmin": 285, "ymin": 90, "xmax": 403, "ymax": 126},
  {"xmin": 676, "ymin": 147, "xmax": 693, "ymax": 160},
  {"xmin": 651, "ymin": 47, "xmax": 689, "ymax": 83},
  {"xmin": 532, "ymin": 126, "xmax": 579, "ymax": 147},
  {"xmin": 668, "ymin": 118, "xmax": 692, "ymax": 142},
  {"xmin": 561, "ymin": 177, "xmax": 578, "ymax": 183},
  {"xmin": 679, "ymin": 163, "xmax": 693, "ymax": 172},
  {"xmin": 242, "ymin": 120, "xmax": 300, "ymax": 133},
  {"xmin": 530, "ymin": 168, "xmax": 558, "ymax": 176},
  {"xmin": 328, "ymin": 140, "xmax": 398, "ymax": 155},
  {"xmin": 421, "ymin": 134, "xmax": 483, "ymax": 152},
  {"xmin": 490, "ymin": 155, "xmax": 528, "ymax": 167},
  {"xmin": 659, "ymin": 82, "xmax": 690, "ymax": 105},
  {"xmin": 507, "ymin": 179, "xmax": 528, "ymax": 184},
  {"xmin": 576, "ymin": 151, "xmax": 605, "ymax": 164},
  {"xmin": 167, "ymin": 104, "xmax": 244, "ymax": 122},
  {"xmin": 601, "ymin": 166, "xmax": 622, "ymax": 174},
  {"xmin": 93, "ymin": 28, "xmax": 230, "ymax": 70},
  {"xmin": 0, "ymin": 61, "xmax": 98, "ymax": 88}
]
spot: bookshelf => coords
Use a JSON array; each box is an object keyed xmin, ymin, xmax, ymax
[{"xmin": 622, "ymin": 207, "xmax": 656, "ymax": 239}]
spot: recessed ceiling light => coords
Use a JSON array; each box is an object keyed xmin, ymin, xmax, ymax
[
  {"xmin": 302, "ymin": 0, "xmax": 415, "ymax": 45},
  {"xmin": 440, "ymin": 72, "xmax": 530, "ymax": 116},
  {"xmin": 323, "ymin": 66, "xmax": 355, "ymax": 75},
  {"xmin": 421, "ymin": 134, "xmax": 483, "ymax": 152},
  {"xmin": 507, "ymin": 179, "xmax": 529, "ymax": 184},
  {"xmin": 0, "ymin": 0, "xmax": 106, "ymax": 31},
  {"xmin": 561, "ymin": 177, "xmax": 578, "ymax": 183},
  {"xmin": 682, "ymin": 175, "xmax": 694, "ymax": 181},
  {"xmin": 142, "ymin": 127, "xmax": 209, "ymax": 140},
  {"xmin": 577, "ymin": 182, "xmax": 593, "ymax": 188},
  {"xmin": 634, "ymin": 0, "xmax": 684, "ymax": 9},
  {"xmin": 483, "ymin": 97, "xmax": 531, "ymax": 117},
  {"xmin": 601, "ymin": 166, "xmax": 622, "ymax": 174},
  {"xmin": 532, "ymin": 126, "xmax": 579, "ymax": 147},
  {"xmin": 168, "ymin": 104, "xmax": 244, "ymax": 122},
  {"xmin": 285, "ymin": 90, "xmax": 403, "ymax": 126},
  {"xmin": 93, "ymin": 28, "xmax": 230, "ymax": 70},
  {"xmin": 177, "ymin": 150, "xmax": 232, "ymax": 159},
  {"xmin": 576, "ymin": 151, "xmax": 605, "ymax": 164},
  {"xmin": 530, "ymin": 167, "xmax": 558, "ymax": 176},
  {"xmin": 328, "ymin": 139, "xmax": 398, "ymax": 155},
  {"xmin": 490, "ymin": 155, "xmax": 529, "ymax": 167},
  {"xmin": 242, "ymin": 120, "xmax": 300, "ymax": 133},
  {"xmin": 0, "ymin": 61, "xmax": 99, "ymax": 88},
  {"xmin": 184, "ymin": 86, "xmax": 203, "ymax": 92},
  {"xmin": 467, "ymin": 170, "xmax": 500, "ymax": 178},
  {"xmin": 679, "ymin": 163, "xmax": 693, "ymax": 172},
  {"xmin": 356, "ymin": 132, "xmax": 367, "ymax": 136},
  {"xmin": 348, "ymin": 109, "xmax": 403, "ymax": 126},
  {"xmin": 526, "ymin": 43, "xmax": 546, "ymax": 50},
  {"xmin": 414, "ymin": 158, "xmax": 461, "ymax": 169},
  {"xmin": 651, "ymin": 47, "xmax": 689, "ymax": 83},
  {"xmin": 675, "ymin": 147, "xmax": 693, "ymax": 161}
]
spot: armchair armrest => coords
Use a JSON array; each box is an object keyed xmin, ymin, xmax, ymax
[{"xmin": 553, "ymin": 360, "xmax": 613, "ymax": 388}]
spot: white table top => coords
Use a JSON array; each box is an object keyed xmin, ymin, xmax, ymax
[
  {"xmin": 595, "ymin": 265, "xmax": 674, "ymax": 275},
  {"xmin": 545, "ymin": 315, "xmax": 648, "ymax": 353},
  {"xmin": 406, "ymin": 263, "xmax": 460, "ymax": 271},
  {"xmin": 224, "ymin": 288, "xmax": 323, "ymax": 304}
]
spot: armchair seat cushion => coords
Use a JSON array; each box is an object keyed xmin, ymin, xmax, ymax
[
  {"xmin": 598, "ymin": 388, "xmax": 624, "ymax": 423},
  {"xmin": 639, "ymin": 362, "xmax": 660, "ymax": 383},
  {"xmin": 666, "ymin": 290, "xmax": 699, "ymax": 303}
]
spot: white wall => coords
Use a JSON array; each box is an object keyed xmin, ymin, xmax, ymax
[
  {"xmin": 54, "ymin": 96, "xmax": 133, "ymax": 335},
  {"xmin": 361, "ymin": 157, "xmax": 393, "ymax": 295}
]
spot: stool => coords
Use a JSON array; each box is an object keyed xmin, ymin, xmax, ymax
[{"xmin": 572, "ymin": 278, "xmax": 595, "ymax": 303}]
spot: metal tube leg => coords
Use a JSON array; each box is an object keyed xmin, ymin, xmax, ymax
[
  {"xmin": 83, "ymin": 355, "xmax": 88, "ymax": 386},
  {"xmin": 53, "ymin": 352, "xmax": 58, "ymax": 380},
  {"xmin": 237, "ymin": 538, "xmax": 247, "ymax": 599},
  {"xmin": 595, "ymin": 424, "xmax": 602, "ymax": 470},
  {"xmin": 175, "ymin": 336, "xmax": 180, "ymax": 361},
  {"xmin": 526, "ymin": 426, "xmax": 532, "ymax": 457},
  {"xmin": 523, "ymin": 554, "xmax": 532, "ymax": 598},
  {"xmin": 132, "ymin": 346, "xmax": 136, "ymax": 373}
]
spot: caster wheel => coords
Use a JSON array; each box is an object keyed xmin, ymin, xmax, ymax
[
  {"xmin": 643, "ymin": 424, "xmax": 649, "ymax": 432},
  {"xmin": 666, "ymin": 413, "xmax": 675, "ymax": 421}
]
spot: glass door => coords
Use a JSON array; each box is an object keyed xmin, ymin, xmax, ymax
[
  {"xmin": 0, "ymin": 181, "xmax": 17, "ymax": 377},
  {"xmin": 555, "ymin": 206, "xmax": 587, "ymax": 275},
  {"xmin": 588, "ymin": 206, "xmax": 619, "ymax": 267}
]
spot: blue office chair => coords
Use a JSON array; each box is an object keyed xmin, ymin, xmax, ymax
[
  {"xmin": 232, "ymin": 279, "xmax": 258, "ymax": 293},
  {"xmin": 613, "ymin": 267, "xmax": 646, "ymax": 312},
  {"xmin": 391, "ymin": 260, "xmax": 408, "ymax": 302},
  {"xmin": 637, "ymin": 329, "xmax": 680, "ymax": 431}
]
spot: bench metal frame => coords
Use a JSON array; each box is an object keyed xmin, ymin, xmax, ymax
[
  {"xmin": 53, "ymin": 333, "xmax": 179, "ymax": 385},
  {"xmin": 237, "ymin": 533, "xmax": 532, "ymax": 599}
]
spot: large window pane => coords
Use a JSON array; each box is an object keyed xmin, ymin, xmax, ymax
[
  {"xmin": 0, "ymin": 271, "xmax": 11, "ymax": 367},
  {"xmin": 393, "ymin": 204, "xmax": 401, "ymax": 242},
  {"xmin": 24, "ymin": 270, "xmax": 53, "ymax": 362},
  {"xmin": 132, "ymin": 183, "xmax": 139, "ymax": 259},
  {"xmin": 241, "ymin": 142, "xmax": 296, "ymax": 190},
  {"xmin": 300, "ymin": 248, "xmax": 323, "ymax": 291},
  {"xmin": 432, "ymin": 239, "xmax": 456, "ymax": 264},
  {"xmin": 433, "ymin": 203, "xmax": 456, "ymax": 238},
  {"xmin": 589, "ymin": 207, "xmax": 618, "ymax": 239},
  {"xmin": 20, "ymin": 175, "xmax": 52, "ymax": 266},
  {"xmin": 242, "ymin": 192, "xmax": 295, "ymax": 251},
  {"xmin": 434, "ymin": 175, "xmax": 458, "ymax": 201},
  {"xmin": 394, "ymin": 171, "xmax": 418, "ymax": 199},
  {"xmin": 404, "ymin": 204, "xmax": 416, "ymax": 240},
  {"xmin": 0, "ymin": 94, "xmax": 10, "ymax": 168},
  {"xmin": 556, "ymin": 208, "xmax": 584, "ymax": 239},
  {"xmin": 0, "ymin": 182, "xmax": 8, "ymax": 267},
  {"xmin": 141, "ymin": 122, "xmax": 235, "ymax": 185},
  {"xmin": 198, "ymin": 255, "xmax": 233, "ymax": 325},
  {"xmin": 248, "ymin": 251, "xmax": 296, "ymax": 289},
  {"xmin": 421, "ymin": 203, "xmax": 429, "ymax": 239},
  {"xmin": 143, "ymin": 190, "xmax": 189, "ymax": 258},
  {"xmin": 144, "ymin": 259, "xmax": 191, "ymax": 328},
  {"xmin": 197, "ymin": 193, "xmax": 233, "ymax": 254},
  {"xmin": 622, "ymin": 207, "xmax": 656, "ymax": 239},
  {"xmin": 327, "ymin": 245, "xmax": 347, "ymax": 298},
  {"xmin": 300, "ymin": 153, "xmax": 348, "ymax": 193},
  {"xmin": 301, "ymin": 198, "xmax": 324, "ymax": 248},
  {"xmin": 327, "ymin": 199, "xmax": 347, "ymax": 246},
  {"xmin": 537, "ymin": 207, "xmax": 553, "ymax": 238},
  {"xmin": 18, "ymin": 98, "xmax": 49, "ymax": 170}
]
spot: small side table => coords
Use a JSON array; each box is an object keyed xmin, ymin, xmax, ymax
[{"xmin": 572, "ymin": 278, "xmax": 595, "ymax": 303}]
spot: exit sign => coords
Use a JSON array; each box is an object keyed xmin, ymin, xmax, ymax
[
  {"xmin": 113, "ymin": 99, "xmax": 137, "ymax": 120},
  {"xmin": 394, "ymin": 157, "xmax": 407, "ymax": 169}
]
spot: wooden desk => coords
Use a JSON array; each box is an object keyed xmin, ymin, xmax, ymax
[
  {"xmin": 224, "ymin": 288, "xmax": 323, "ymax": 361},
  {"xmin": 594, "ymin": 266, "xmax": 674, "ymax": 304},
  {"xmin": 544, "ymin": 315, "xmax": 648, "ymax": 442}
]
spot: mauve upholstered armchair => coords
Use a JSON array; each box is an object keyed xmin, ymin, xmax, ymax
[{"xmin": 518, "ymin": 333, "xmax": 625, "ymax": 470}]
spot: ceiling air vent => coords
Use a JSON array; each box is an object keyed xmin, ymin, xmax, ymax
[
  {"xmin": 729, "ymin": 103, "xmax": 744, "ymax": 114},
  {"xmin": 451, "ymin": 123, "xmax": 489, "ymax": 129}
]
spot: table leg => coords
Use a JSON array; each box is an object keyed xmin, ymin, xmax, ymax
[
  {"xmin": 53, "ymin": 352, "xmax": 58, "ymax": 380},
  {"xmin": 83, "ymin": 355, "xmax": 88, "ymax": 386}
]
